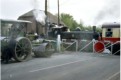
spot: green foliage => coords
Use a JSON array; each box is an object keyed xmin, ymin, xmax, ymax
[
  {"xmin": 58, "ymin": 13, "xmax": 102, "ymax": 32},
  {"xmin": 60, "ymin": 13, "xmax": 78, "ymax": 30},
  {"xmin": 96, "ymin": 27, "xmax": 102, "ymax": 32},
  {"xmin": 78, "ymin": 20, "xmax": 84, "ymax": 30},
  {"xmin": 83, "ymin": 25, "xmax": 93, "ymax": 31}
]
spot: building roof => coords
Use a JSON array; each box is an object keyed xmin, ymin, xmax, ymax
[{"xmin": 18, "ymin": 9, "xmax": 65, "ymax": 25}]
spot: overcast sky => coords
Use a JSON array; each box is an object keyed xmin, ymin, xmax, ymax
[{"xmin": 0, "ymin": 0, "xmax": 120, "ymax": 26}]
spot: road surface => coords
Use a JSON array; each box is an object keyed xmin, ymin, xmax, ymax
[{"xmin": 1, "ymin": 52, "xmax": 120, "ymax": 80}]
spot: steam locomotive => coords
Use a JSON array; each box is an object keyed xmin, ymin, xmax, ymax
[{"xmin": 48, "ymin": 23, "xmax": 120, "ymax": 55}]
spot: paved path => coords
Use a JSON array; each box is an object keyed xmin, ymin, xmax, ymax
[{"xmin": 1, "ymin": 52, "xmax": 120, "ymax": 80}]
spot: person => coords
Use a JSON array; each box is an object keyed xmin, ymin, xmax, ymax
[{"xmin": 99, "ymin": 32, "xmax": 102, "ymax": 40}]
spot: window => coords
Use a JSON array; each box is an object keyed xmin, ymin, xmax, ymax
[
  {"xmin": 105, "ymin": 28, "xmax": 112, "ymax": 37},
  {"xmin": 107, "ymin": 28, "xmax": 111, "ymax": 31}
]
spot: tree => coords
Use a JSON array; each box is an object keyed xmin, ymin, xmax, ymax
[
  {"xmin": 78, "ymin": 20, "xmax": 84, "ymax": 30},
  {"xmin": 60, "ymin": 13, "xmax": 78, "ymax": 30},
  {"xmin": 96, "ymin": 27, "xmax": 102, "ymax": 32},
  {"xmin": 57, "ymin": 13, "xmax": 102, "ymax": 32}
]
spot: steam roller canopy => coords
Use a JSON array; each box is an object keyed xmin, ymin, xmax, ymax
[{"xmin": 94, "ymin": 41, "xmax": 105, "ymax": 53}]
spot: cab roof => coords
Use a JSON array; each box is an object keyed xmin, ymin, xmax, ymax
[
  {"xmin": 102, "ymin": 23, "xmax": 120, "ymax": 28},
  {"xmin": 1, "ymin": 19, "xmax": 32, "ymax": 23}
]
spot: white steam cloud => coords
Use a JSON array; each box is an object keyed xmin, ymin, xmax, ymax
[
  {"xmin": 33, "ymin": 10, "xmax": 46, "ymax": 25},
  {"xmin": 32, "ymin": 0, "xmax": 46, "ymax": 25}
]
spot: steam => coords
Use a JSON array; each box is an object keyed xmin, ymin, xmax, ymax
[
  {"xmin": 33, "ymin": 10, "xmax": 46, "ymax": 25},
  {"xmin": 32, "ymin": 0, "xmax": 46, "ymax": 25},
  {"xmin": 93, "ymin": 0, "xmax": 120, "ymax": 25}
]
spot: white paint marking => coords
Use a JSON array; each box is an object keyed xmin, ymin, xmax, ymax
[
  {"xmin": 106, "ymin": 71, "xmax": 120, "ymax": 80},
  {"xmin": 29, "ymin": 58, "xmax": 92, "ymax": 73}
]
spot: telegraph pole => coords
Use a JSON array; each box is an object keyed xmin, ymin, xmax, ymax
[
  {"xmin": 57, "ymin": 0, "xmax": 60, "ymax": 25},
  {"xmin": 45, "ymin": 0, "xmax": 47, "ymax": 15},
  {"xmin": 45, "ymin": 0, "xmax": 48, "ymax": 38}
]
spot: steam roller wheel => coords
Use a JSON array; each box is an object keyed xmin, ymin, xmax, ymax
[
  {"xmin": 10, "ymin": 37, "xmax": 32, "ymax": 62},
  {"xmin": 33, "ymin": 42, "xmax": 55, "ymax": 57}
]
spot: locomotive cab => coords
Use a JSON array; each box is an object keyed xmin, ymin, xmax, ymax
[
  {"xmin": 101, "ymin": 23, "xmax": 120, "ymax": 55},
  {"xmin": 102, "ymin": 23, "xmax": 120, "ymax": 43}
]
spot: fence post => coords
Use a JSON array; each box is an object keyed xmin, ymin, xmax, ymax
[
  {"xmin": 75, "ymin": 40, "xmax": 78, "ymax": 52},
  {"xmin": 92, "ymin": 39, "xmax": 95, "ymax": 53},
  {"xmin": 57, "ymin": 35, "xmax": 61, "ymax": 52}
]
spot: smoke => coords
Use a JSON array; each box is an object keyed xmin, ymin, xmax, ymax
[
  {"xmin": 32, "ymin": 0, "xmax": 46, "ymax": 25},
  {"xmin": 93, "ymin": 0, "xmax": 120, "ymax": 25}
]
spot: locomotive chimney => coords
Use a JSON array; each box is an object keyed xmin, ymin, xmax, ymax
[{"xmin": 93, "ymin": 26, "xmax": 96, "ymax": 33}]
